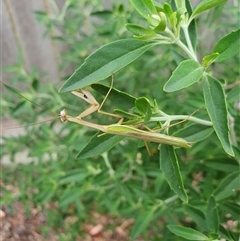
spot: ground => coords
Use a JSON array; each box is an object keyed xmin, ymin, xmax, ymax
[{"xmin": 0, "ymin": 182, "xmax": 142, "ymax": 241}]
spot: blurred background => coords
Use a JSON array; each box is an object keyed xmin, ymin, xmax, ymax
[{"xmin": 1, "ymin": 0, "xmax": 239, "ymax": 240}]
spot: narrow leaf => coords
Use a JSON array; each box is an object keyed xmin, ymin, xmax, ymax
[
  {"xmin": 202, "ymin": 53, "xmax": 219, "ymax": 67},
  {"xmin": 202, "ymin": 75, "xmax": 234, "ymax": 156},
  {"xmin": 174, "ymin": 124, "xmax": 214, "ymax": 142},
  {"xmin": 130, "ymin": 0, "xmax": 157, "ymax": 19},
  {"xmin": 167, "ymin": 225, "xmax": 209, "ymax": 240},
  {"xmin": 190, "ymin": 0, "xmax": 228, "ymax": 21},
  {"xmin": 222, "ymin": 202, "xmax": 240, "ymax": 220},
  {"xmin": 213, "ymin": 28, "xmax": 240, "ymax": 62},
  {"xmin": 219, "ymin": 225, "xmax": 238, "ymax": 241},
  {"xmin": 59, "ymin": 188, "xmax": 82, "ymax": 207},
  {"xmin": 133, "ymin": 34, "xmax": 159, "ymax": 40},
  {"xmin": 125, "ymin": 23, "xmax": 156, "ymax": 36},
  {"xmin": 131, "ymin": 211, "xmax": 154, "ymax": 239},
  {"xmin": 59, "ymin": 39, "xmax": 156, "ymax": 92},
  {"xmin": 204, "ymin": 158, "xmax": 238, "ymax": 172},
  {"xmin": 184, "ymin": 204, "xmax": 208, "ymax": 231},
  {"xmin": 163, "ymin": 59, "xmax": 203, "ymax": 92},
  {"xmin": 212, "ymin": 170, "xmax": 240, "ymax": 201},
  {"xmin": 135, "ymin": 97, "xmax": 152, "ymax": 121},
  {"xmin": 159, "ymin": 145, "xmax": 188, "ymax": 202},
  {"xmin": 163, "ymin": 3, "xmax": 173, "ymax": 18},
  {"xmin": 77, "ymin": 132, "xmax": 124, "ymax": 159},
  {"xmin": 58, "ymin": 172, "xmax": 88, "ymax": 184},
  {"xmin": 205, "ymin": 196, "xmax": 219, "ymax": 232},
  {"xmin": 114, "ymin": 109, "xmax": 141, "ymax": 121}
]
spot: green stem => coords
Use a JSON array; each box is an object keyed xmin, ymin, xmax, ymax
[
  {"xmin": 165, "ymin": 28, "xmax": 198, "ymax": 61},
  {"xmin": 164, "ymin": 195, "xmax": 179, "ymax": 204},
  {"xmin": 175, "ymin": 39, "xmax": 198, "ymax": 61},
  {"xmin": 150, "ymin": 115, "xmax": 212, "ymax": 126},
  {"xmin": 182, "ymin": 26, "xmax": 197, "ymax": 61},
  {"xmin": 102, "ymin": 152, "xmax": 115, "ymax": 178},
  {"xmin": 156, "ymin": 34, "xmax": 172, "ymax": 42}
]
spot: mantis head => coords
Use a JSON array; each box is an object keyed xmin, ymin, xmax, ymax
[{"xmin": 60, "ymin": 109, "xmax": 68, "ymax": 122}]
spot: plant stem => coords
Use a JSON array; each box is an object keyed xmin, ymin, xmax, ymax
[
  {"xmin": 175, "ymin": 39, "xmax": 198, "ymax": 61},
  {"xmin": 164, "ymin": 195, "xmax": 179, "ymax": 204},
  {"xmin": 165, "ymin": 28, "xmax": 198, "ymax": 61},
  {"xmin": 102, "ymin": 152, "xmax": 115, "ymax": 178},
  {"xmin": 182, "ymin": 26, "xmax": 198, "ymax": 61},
  {"xmin": 150, "ymin": 115, "xmax": 212, "ymax": 126}
]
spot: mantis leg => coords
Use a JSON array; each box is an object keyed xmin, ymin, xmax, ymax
[
  {"xmin": 71, "ymin": 89, "xmax": 99, "ymax": 118},
  {"xmin": 71, "ymin": 75, "xmax": 122, "ymax": 120},
  {"xmin": 97, "ymin": 75, "xmax": 122, "ymax": 119}
]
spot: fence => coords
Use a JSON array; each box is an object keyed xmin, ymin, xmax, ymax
[{"xmin": 2, "ymin": 0, "xmax": 68, "ymax": 83}]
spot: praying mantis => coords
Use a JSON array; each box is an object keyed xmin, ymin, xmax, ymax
[{"xmin": 59, "ymin": 79, "xmax": 193, "ymax": 149}]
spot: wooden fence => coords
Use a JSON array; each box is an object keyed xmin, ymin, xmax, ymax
[{"xmin": 2, "ymin": 0, "xmax": 67, "ymax": 84}]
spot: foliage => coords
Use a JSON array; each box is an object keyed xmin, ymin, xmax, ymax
[{"xmin": 2, "ymin": 0, "xmax": 239, "ymax": 240}]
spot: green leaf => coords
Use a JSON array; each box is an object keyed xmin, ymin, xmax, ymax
[
  {"xmin": 213, "ymin": 29, "xmax": 240, "ymax": 62},
  {"xmin": 208, "ymin": 233, "xmax": 220, "ymax": 240},
  {"xmin": 59, "ymin": 39, "xmax": 156, "ymax": 92},
  {"xmin": 184, "ymin": 204, "xmax": 208, "ymax": 231},
  {"xmin": 174, "ymin": 124, "xmax": 214, "ymax": 142},
  {"xmin": 164, "ymin": 59, "xmax": 204, "ymax": 92},
  {"xmin": 190, "ymin": 0, "xmax": 228, "ymax": 21},
  {"xmin": 205, "ymin": 196, "xmax": 219, "ymax": 233},
  {"xmin": 59, "ymin": 188, "xmax": 82, "ymax": 208},
  {"xmin": 227, "ymin": 85, "xmax": 240, "ymax": 103},
  {"xmin": 58, "ymin": 171, "xmax": 89, "ymax": 184},
  {"xmin": 77, "ymin": 132, "xmax": 124, "ymax": 159},
  {"xmin": 131, "ymin": 210, "xmax": 154, "ymax": 239},
  {"xmin": 159, "ymin": 145, "xmax": 188, "ymax": 202},
  {"xmin": 91, "ymin": 83, "xmax": 136, "ymax": 110},
  {"xmin": 170, "ymin": 12, "xmax": 178, "ymax": 29},
  {"xmin": 133, "ymin": 34, "xmax": 159, "ymax": 40},
  {"xmin": 38, "ymin": 190, "xmax": 56, "ymax": 205},
  {"xmin": 130, "ymin": 0, "xmax": 157, "ymax": 19},
  {"xmin": 222, "ymin": 202, "xmax": 240, "ymax": 220},
  {"xmin": 126, "ymin": 24, "xmax": 155, "ymax": 40},
  {"xmin": 202, "ymin": 53, "xmax": 219, "ymax": 68},
  {"xmin": 163, "ymin": 3, "xmax": 173, "ymax": 18},
  {"xmin": 202, "ymin": 75, "xmax": 234, "ymax": 156},
  {"xmin": 219, "ymin": 225, "xmax": 238, "ymax": 241},
  {"xmin": 116, "ymin": 182, "xmax": 135, "ymax": 206},
  {"xmin": 175, "ymin": 0, "xmax": 186, "ymax": 9},
  {"xmin": 125, "ymin": 23, "xmax": 156, "ymax": 36},
  {"xmin": 204, "ymin": 158, "xmax": 239, "ymax": 172},
  {"xmin": 212, "ymin": 170, "xmax": 240, "ymax": 201},
  {"xmin": 135, "ymin": 97, "xmax": 152, "ymax": 121},
  {"xmin": 114, "ymin": 109, "xmax": 142, "ymax": 122},
  {"xmin": 158, "ymin": 12, "xmax": 167, "ymax": 31},
  {"xmin": 149, "ymin": 12, "xmax": 167, "ymax": 31},
  {"xmin": 167, "ymin": 225, "xmax": 209, "ymax": 240}
]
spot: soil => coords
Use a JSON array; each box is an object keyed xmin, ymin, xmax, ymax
[{"xmin": 0, "ymin": 182, "xmax": 142, "ymax": 241}]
